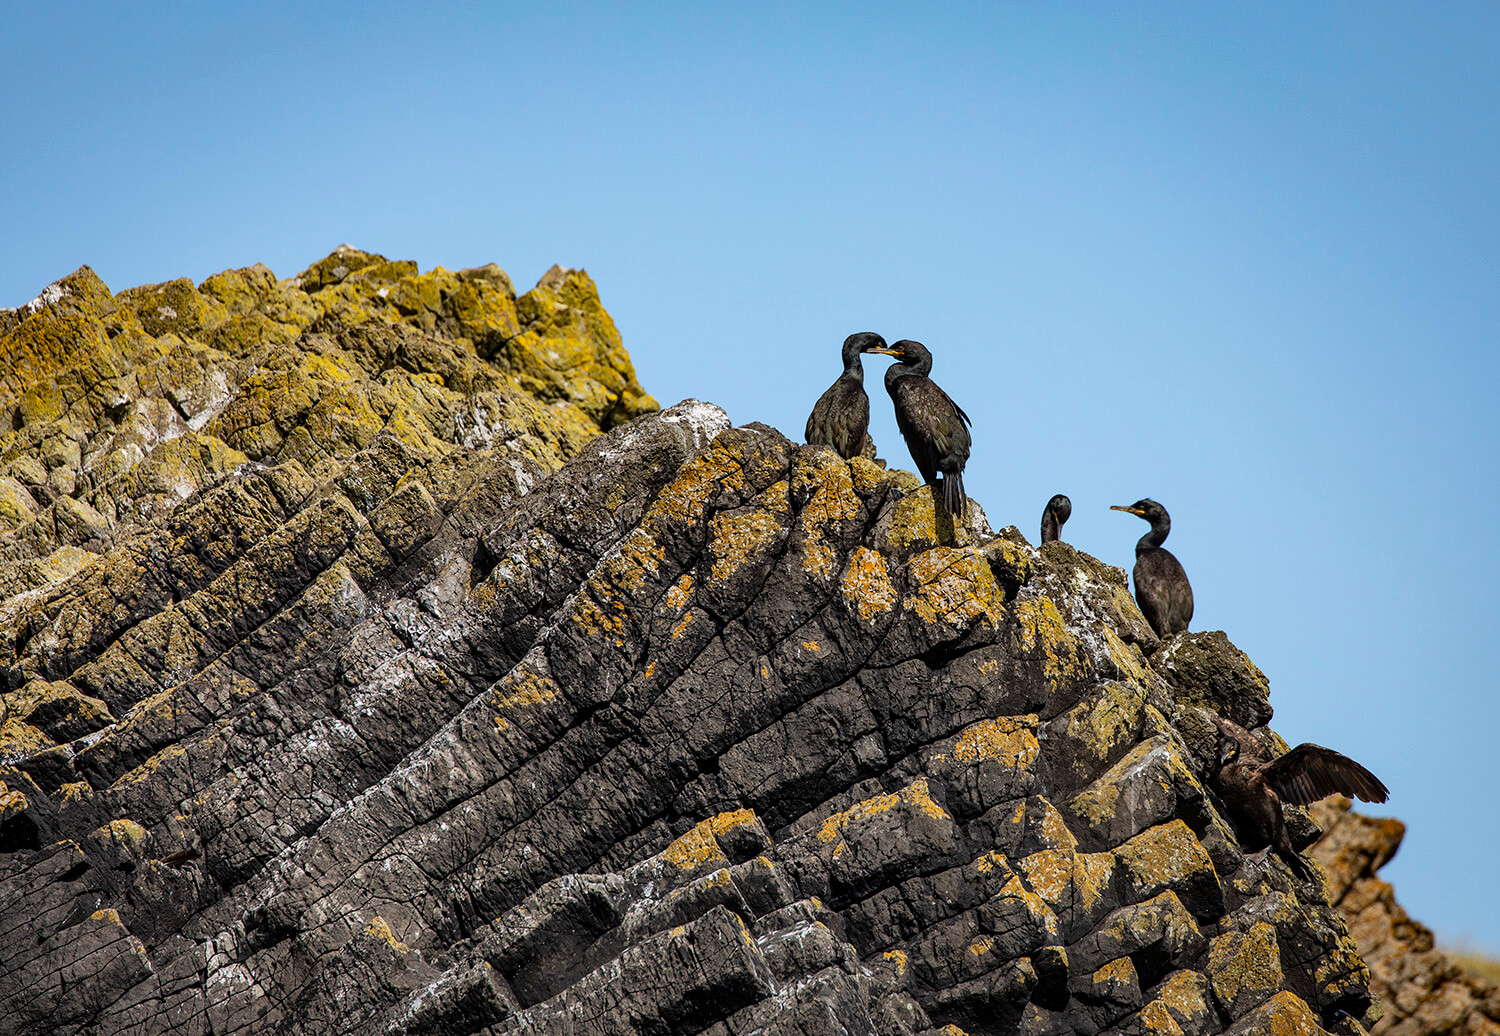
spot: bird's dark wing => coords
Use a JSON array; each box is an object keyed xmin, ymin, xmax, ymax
[
  {"xmin": 893, "ymin": 378, "xmax": 971, "ymax": 463},
  {"xmin": 1260, "ymin": 744, "xmax": 1390, "ymax": 806},
  {"xmin": 1135, "ymin": 548, "xmax": 1193, "ymax": 634},
  {"xmin": 806, "ymin": 378, "xmax": 870, "ymax": 459},
  {"xmin": 931, "ymin": 380, "xmax": 972, "ymax": 428}
]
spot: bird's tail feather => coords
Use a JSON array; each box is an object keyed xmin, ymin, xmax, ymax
[{"xmin": 944, "ymin": 472, "xmax": 967, "ymax": 517}]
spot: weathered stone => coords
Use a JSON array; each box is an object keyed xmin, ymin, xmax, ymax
[
  {"xmin": 1068, "ymin": 735, "xmax": 1208, "ymax": 850},
  {"xmin": 1018, "ymin": 847, "xmax": 1119, "ymax": 943},
  {"xmin": 1310, "ymin": 799, "xmax": 1500, "ymax": 1036},
  {"xmin": 1069, "ymin": 954, "xmax": 1146, "ymax": 1035},
  {"xmin": 1209, "ymin": 922, "xmax": 1284, "ymax": 1017},
  {"xmin": 1114, "ymin": 820, "xmax": 1224, "ymax": 922},
  {"xmin": 1152, "ymin": 630, "xmax": 1273, "ymax": 729},
  {"xmin": 1140, "ymin": 969, "xmax": 1217, "ymax": 1036},
  {"xmin": 8, "ymin": 680, "xmax": 115, "ymax": 742},
  {"xmin": 1070, "ymin": 891, "xmax": 1208, "ymax": 982},
  {"xmin": 1221, "ymin": 990, "xmax": 1330, "ymax": 1036}
]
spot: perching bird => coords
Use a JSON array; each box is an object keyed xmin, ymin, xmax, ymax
[
  {"xmin": 805, "ymin": 332, "xmax": 882, "ymax": 460},
  {"xmin": 1041, "ymin": 494, "xmax": 1072, "ymax": 544},
  {"xmin": 1210, "ymin": 718, "xmax": 1388, "ymax": 880},
  {"xmin": 863, "ymin": 339, "xmax": 971, "ymax": 516},
  {"xmin": 1111, "ymin": 498, "xmax": 1193, "ymax": 637}
]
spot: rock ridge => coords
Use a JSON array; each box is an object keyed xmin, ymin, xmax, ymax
[{"xmin": 0, "ymin": 250, "xmax": 1406, "ymax": 1036}]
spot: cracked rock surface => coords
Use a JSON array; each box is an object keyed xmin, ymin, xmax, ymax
[{"xmin": 0, "ymin": 250, "xmax": 1406, "ymax": 1036}]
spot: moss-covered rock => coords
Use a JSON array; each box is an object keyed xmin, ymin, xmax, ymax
[{"xmin": 1209, "ymin": 922, "xmax": 1284, "ymax": 1017}]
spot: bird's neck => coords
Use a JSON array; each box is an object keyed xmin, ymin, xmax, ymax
[
  {"xmin": 1042, "ymin": 513, "xmax": 1059, "ymax": 543},
  {"xmin": 841, "ymin": 355, "xmax": 865, "ymax": 381},
  {"xmin": 1135, "ymin": 517, "xmax": 1169, "ymax": 554},
  {"xmin": 884, "ymin": 358, "xmax": 930, "ymax": 390}
]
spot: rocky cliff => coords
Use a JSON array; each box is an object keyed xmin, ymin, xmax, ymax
[
  {"xmin": 0, "ymin": 249, "xmax": 1458, "ymax": 1036},
  {"xmin": 1310, "ymin": 803, "xmax": 1499, "ymax": 1036}
]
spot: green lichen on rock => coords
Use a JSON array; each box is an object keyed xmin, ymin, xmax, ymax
[
  {"xmin": 0, "ymin": 246, "xmax": 656, "ymax": 602},
  {"xmin": 1209, "ymin": 922, "xmax": 1284, "ymax": 1017}
]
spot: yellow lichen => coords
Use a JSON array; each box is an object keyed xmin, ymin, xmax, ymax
[
  {"xmin": 0, "ymin": 783, "xmax": 28, "ymax": 821},
  {"xmin": 493, "ymin": 668, "xmax": 561, "ymax": 712},
  {"xmin": 1155, "ymin": 970, "xmax": 1209, "ymax": 1016},
  {"xmin": 1095, "ymin": 957, "xmax": 1135, "ymax": 983},
  {"xmin": 950, "ymin": 716, "xmax": 1040, "ymax": 768},
  {"xmin": 90, "ymin": 908, "xmax": 122, "ymax": 925},
  {"xmin": 904, "ymin": 548, "xmax": 1006, "ymax": 630},
  {"xmin": 883, "ymin": 486, "xmax": 940, "ymax": 552},
  {"xmin": 1116, "ymin": 820, "xmax": 1213, "ymax": 893},
  {"xmin": 1014, "ymin": 597, "xmax": 1079, "ymax": 686},
  {"xmin": 663, "ymin": 575, "xmax": 693, "ymax": 611},
  {"xmin": 969, "ymin": 936, "xmax": 994, "ymax": 956},
  {"xmin": 1019, "ymin": 849, "xmax": 1115, "ymax": 913},
  {"xmin": 364, "ymin": 916, "xmax": 410, "ymax": 954},
  {"xmin": 597, "ymin": 527, "xmax": 666, "ymax": 593},
  {"xmin": 94, "ymin": 819, "xmax": 148, "ymax": 847},
  {"xmin": 1138, "ymin": 1000, "xmax": 1187, "ymax": 1036},
  {"xmin": 708, "ymin": 509, "xmax": 782, "ymax": 582},
  {"xmin": 647, "ymin": 445, "xmax": 748, "ymax": 525},
  {"xmin": 975, "ymin": 851, "xmax": 1006, "ymax": 873},
  {"xmin": 795, "ymin": 454, "xmax": 860, "ymax": 577},
  {"xmin": 817, "ymin": 779, "xmax": 950, "ymax": 846},
  {"xmin": 660, "ymin": 809, "xmax": 758, "ymax": 870},
  {"xmin": 110, "ymin": 742, "xmax": 190, "ymax": 790},
  {"xmin": 1038, "ymin": 802, "xmax": 1079, "ymax": 851},
  {"xmin": 840, "ymin": 547, "xmax": 897, "ymax": 621},
  {"xmin": 883, "ymin": 948, "xmax": 909, "ymax": 974}
]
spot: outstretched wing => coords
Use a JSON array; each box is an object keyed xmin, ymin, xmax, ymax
[{"xmin": 1261, "ymin": 743, "xmax": 1389, "ymax": 806}]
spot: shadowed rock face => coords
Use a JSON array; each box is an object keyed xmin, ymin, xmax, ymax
[{"xmin": 0, "ymin": 251, "xmax": 1392, "ymax": 1036}]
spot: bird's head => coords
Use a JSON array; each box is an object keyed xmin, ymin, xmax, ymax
[
  {"xmin": 1210, "ymin": 716, "xmax": 1250, "ymax": 769},
  {"xmin": 842, "ymin": 332, "xmax": 886, "ymax": 367},
  {"xmin": 1110, "ymin": 498, "xmax": 1168, "ymax": 523},
  {"xmin": 863, "ymin": 338, "xmax": 929, "ymax": 364},
  {"xmin": 1046, "ymin": 494, "xmax": 1072, "ymax": 524}
]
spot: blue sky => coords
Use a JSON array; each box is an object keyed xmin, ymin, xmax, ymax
[{"xmin": 4, "ymin": 5, "xmax": 1496, "ymax": 951}]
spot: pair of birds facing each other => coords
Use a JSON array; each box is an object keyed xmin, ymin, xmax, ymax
[
  {"xmin": 805, "ymin": 332, "xmax": 972, "ymax": 517},
  {"xmin": 1040, "ymin": 494, "xmax": 1193, "ymax": 640}
]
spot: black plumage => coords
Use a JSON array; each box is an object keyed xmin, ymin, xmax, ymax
[
  {"xmin": 1111, "ymin": 498, "xmax": 1193, "ymax": 636},
  {"xmin": 805, "ymin": 332, "xmax": 881, "ymax": 460},
  {"xmin": 863, "ymin": 339, "xmax": 971, "ymax": 516},
  {"xmin": 1210, "ymin": 718, "xmax": 1389, "ymax": 880},
  {"xmin": 1041, "ymin": 494, "xmax": 1072, "ymax": 544}
]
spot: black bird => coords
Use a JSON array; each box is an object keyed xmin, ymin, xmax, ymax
[
  {"xmin": 863, "ymin": 339, "xmax": 971, "ymax": 516},
  {"xmin": 1041, "ymin": 494, "xmax": 1072, "ymax": 544},
  {"xmin": 1211, "ymin": 718, "xmax": 1389, "ymax": 880},
  {"xmin": 805, "ymin": 332, "xmax": 882, "ymax": 460},
  {"xmin": 1111, "ymin": 498, "xmax": 1193, "ymax": 637}
]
